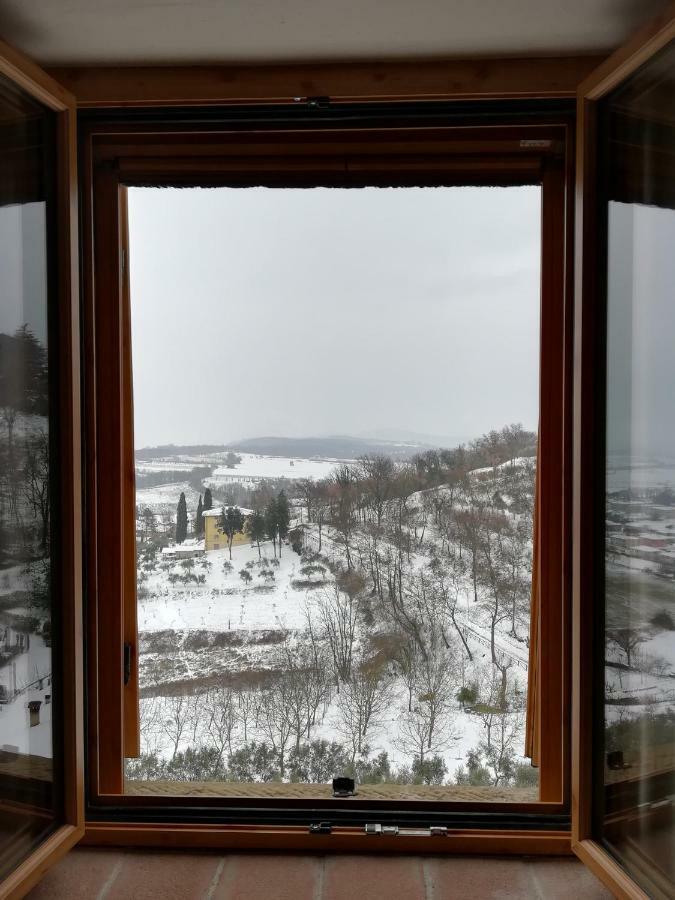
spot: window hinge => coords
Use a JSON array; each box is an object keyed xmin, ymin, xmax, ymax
[
  {"xmin": 365, "ymin": 824, "xmax": 448, "ymax": 837},
  {"xmin": 309, "ymin": 822, "xmax": 332, "ymax": 835},
  {"xmin": 123, "ymin": 642, "xmax": 132, "ymax": 686}
]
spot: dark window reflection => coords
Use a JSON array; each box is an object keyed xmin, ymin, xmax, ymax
[
  {"xmin": 603, "ymin": 40, "xmax": 675, "ymax": 900},
  {"xmin": 0, "ymin": 74, "xmax": 58, "ymax": 880}
]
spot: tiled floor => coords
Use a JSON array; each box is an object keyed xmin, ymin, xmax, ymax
[{"xmin": 27, "ymin": 848, "xmax": 614, "ymax": 899}]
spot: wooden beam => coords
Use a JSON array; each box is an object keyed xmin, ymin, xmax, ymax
[
  {"xmin": 47, "ymin": 56, "xmax": 604, "ymax": 108},
  {"xmin": 578, "ymin": 1, "xmax": 675, "ymax": 100},
  {"xmin": 0, "ymin": 37, "xmax": 74, "ymax": 111}
]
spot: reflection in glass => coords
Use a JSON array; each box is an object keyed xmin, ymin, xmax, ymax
[
  {"xmin": 603, "ymin": 41, "xmax": 675, "ymax": 899},
  {"xmin": 0, "ymin": 74, "xmax": 58, "ymax": 879}
]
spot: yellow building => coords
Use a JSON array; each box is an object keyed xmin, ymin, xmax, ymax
[{"xmin": 202, "ymin": 507, "xmax": 253, "ymax": 552}]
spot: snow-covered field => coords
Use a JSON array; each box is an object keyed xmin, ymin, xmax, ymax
[
  {"xmin": 211, "ymin": 453, "xmax": 343, "ymax": 483},
  {"xmin": 136, "ymin": 481, "xmax": 202, "ymax": 518},
  {"xmin": 138, "ymin": 542, "xmax": 309, "ymax": 634},
  {"xmin": 135, "ymin": 526, "xmax": 531, "ymax": 780}
]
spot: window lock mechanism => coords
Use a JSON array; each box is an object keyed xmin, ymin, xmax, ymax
[
  {"xmin": 123, "ymin": 642, "xmax": 132, "ymax": 686},
  {"xmin": 365, "ymin": 824, "xmax": 448, "ymax": 837}
]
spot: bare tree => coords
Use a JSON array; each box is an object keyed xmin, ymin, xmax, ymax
[
  {"xmin": 22, "ymin": 430, "xmax": 50, "ymax": 552},
  {"xmin": 256, "ymin": 677, "xmax": 295, "ymax": 777},
  {"xmin": 607, "ymin": 627, "xmax": 649, "ymax": 669},
  {"xmin": 312, "ymin": 576, "xmax": 363, "ymax": 685},
  {"xmin": 358, "ymin": 454, "xmax": 396, "ymax": 526},
  {"xmin": 397, "ymin": 647, "xmax": 457, "ymax": 763},
  {"xmin": 204, "ymin": 685, "xmax": 239, "ymax": 766},
  {"xmin": 235, "ymin": 689, "xmax": 258, "ymax": 742},
  {"xmin": 161, "ymin": 693, "xmax": 196, "ymax": 760},
  {"xmin": 329, "ymin": 464, "xmax": 358, "ymax": 569},
  {"xmin": 335, "ymin": 662, "xmax": 392, "ymax": 762}
]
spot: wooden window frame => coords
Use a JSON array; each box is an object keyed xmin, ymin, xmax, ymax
[
  {"xmin": 0, "ymin": 38, "xmax": 84, "ymax": 900},
  {"xmin": 571, "ymin": 5, "xmax": 675, "ymax": 898},
  {"xmin": 80, "ymin": 106, "xmax": 574, "ymax": 852}
]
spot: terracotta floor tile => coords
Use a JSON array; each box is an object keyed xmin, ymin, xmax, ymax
[
  {"xmin": 24, "ymin": 847, "xmax": 619, "ymax": 900},
  {"xmin": 323, "ymin": 855, "xmax": 425, "ymax": 900},
  {"xmin": 527, "ymin": 858, "xmax": 614, "ymax": 899},
  {"xmin": 105, "ymin": 850, "xmax": 222, "ymax": 900},
  {"xmin": 213, "ymin": 853, "xmax": 320, "ymax": 900},
  {"xmin": 424, "ymin": 856, "xmax": 531, "ymax": 899},
  {"xmin": 27, "ymin": 848, "xmax": 123, "ymax": 899}
]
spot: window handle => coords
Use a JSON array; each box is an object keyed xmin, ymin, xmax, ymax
[{"xmin": 123, "ymin": 643, "xmax": 132, "ymax": 686}]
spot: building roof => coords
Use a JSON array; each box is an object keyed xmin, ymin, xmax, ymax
[{"xmin": 202, "ymin": 506, "xmax": 254, "ymax": 518}]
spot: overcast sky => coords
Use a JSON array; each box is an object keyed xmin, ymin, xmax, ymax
[{"xmin": 128, "ymin": 185, "xmax": 542, "ymax": 449}]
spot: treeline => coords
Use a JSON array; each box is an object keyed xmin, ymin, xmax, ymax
[
  {"xmin": 130, "ymin": 674, "xmax": 537, "ymax": 789},
  {"xmin": 0, "ymin": 327, "xmax": 50, "ymax": 571},
  {"xmin": 135, "ymin": 465, "xmax": 213, "ymax": 491},
  {"xmin": 135, "ymin": 444, "xmax": 228, "ymax": 460}
]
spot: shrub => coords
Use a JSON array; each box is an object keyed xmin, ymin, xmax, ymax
[
  {"xmin": 456, "ymin": 683, "xmax": 479, "ymax": 707},
  {"xmin": 454, "ymin": 749, "xmax": 492, "ymax": 787},
  {"xmin": 228, "ymin": 742, "xmax": 280, "ymax": 782},
  {"xmin": 651, "ymin": 609, "xmax": 675, "ymax": 631},
  {"xmin": 412, "ymin": 754, "xmax": 447, "ymax": 785},
  {"xmin": 352, "ymin": 751, "xmax": 393, "ymax": 784},
  {"xmin": 288, "ymin": 740, "xmax": 351, "ymax": 783},
  {"xmin": 513, "ymin": 762, "xmax": 539, "ymax": 788},
  {"xmin": 124, "ymin": 752, "xmax": 167, "ymax": 781},
  {"xmin": 166, "ymin": 746, "xmax": 226, "ymax": 781}
]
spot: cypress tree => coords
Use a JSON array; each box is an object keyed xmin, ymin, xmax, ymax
[
  {"xmin": 246, "ymin": 510, "xmax": 266, "ymax": 558},
  {"xmin": 196, "ymin": 494, "xmax": 204, "ymax": 537},
  {"xmin": 264, "ymin": 500, "xmax": 278, "ymax": 558},
  {"xmin": 203, "ymin": 487, "xmax": 213, "ymax": 511},
  {"xmin": 218, "ymin": 506, "xmax": 244, "ymax": 560},
  {"xmin": 176, "ymin": 492, "xmax": 188, "ymax": 544},
  {"xmin": 276, "ymin": 490, "xmax": 290, "ymax": 557}
]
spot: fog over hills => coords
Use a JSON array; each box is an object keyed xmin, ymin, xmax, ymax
[{"xmin": 135, "ymin": 434, "xmax": 441, "ymax": 461}]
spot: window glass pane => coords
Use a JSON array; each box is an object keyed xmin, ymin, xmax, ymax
[
  {"xmin": 603, "ymin": 40, "xmax": 675, "ymax": 899},
  {"xmin": 0, "ymin": 74, "xmax": 59, "ymax": 878},
  {"xmin": 127, "ymin": 184, "xmax": 541, "ymax": 801}
]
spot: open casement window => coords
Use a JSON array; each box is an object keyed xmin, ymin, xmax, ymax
[
  {"xmin": 82, "ymin": 112, "xmax": 572, "ymax": 850},
  {"xmin": 0, "ymin": 38, "xmax": 83, "ymax": 900},
  {"xmin": 573, "ymin": 7, "xmax": 675, "ymax": 899}
]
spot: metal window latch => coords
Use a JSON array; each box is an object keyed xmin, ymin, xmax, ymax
[
  {"xmin": 309, "ymin": 822, "xmax": 332, "ymax": 835},
  {"xmin": 332, "ymin": 776, "xmax": 356, "ymax": 797},
  {"xmin": 365, "ymin": 824, "xmax": 448, "ymax": 837},
  {"xmin": 123, "ymin": 643, "xmax": 132, "ymax": 686},
  {"xmin": 304, "ymin": 96, "xmax": 331, "ymax": 110}
]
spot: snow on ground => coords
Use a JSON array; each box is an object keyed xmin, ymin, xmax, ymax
[
  {"xmin": 136, "ymin": 481, "xmax": 202, "ymax": 518},
  {"xmin": 0, "ymin": 635, "xmax": 53, "ymax": 758},
  {"xmin": 137, "ymin": 527, "xmax": 532, "ymax": 776},
  {"xmin": 0, "ymin": 563, "xmax": 29, "ymax": 597},
  {"xmin": 138, "ymin": 541, "xmax": 312, "ymax": 634},
  {"xmin": 210, "ymin": 453, "xmax": 343, "ymax": 483}
]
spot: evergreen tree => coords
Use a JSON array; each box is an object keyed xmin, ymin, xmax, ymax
[
  {"xmin": 264, "ymin": 499, "xmax": 278, "ymax": 558},
  {"xmin": 176, "ymin": 492, "xmax": 188, "ymax": 544},
  {"xmin": 203, "ymin": 487, "xmax": 213, "ymax": 511},
  {"xmin": 276, "ymin": 490, "xmax": 291, "ymax": 557},
  {"xmin": 246, "ymin": 510, "xmax": 266, "ymax": 558},
  {"xmin": 195, "ymin": 494, "xmax": 204, "ymax": 537},
  {"xmin": 219, "ymin": 506, "xmax": 244, "ymax": 560}
]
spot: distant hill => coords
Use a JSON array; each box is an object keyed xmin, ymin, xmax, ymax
[{"xmin": 226, "ymin": 435, "xmax": 432, "ymax": 460}]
